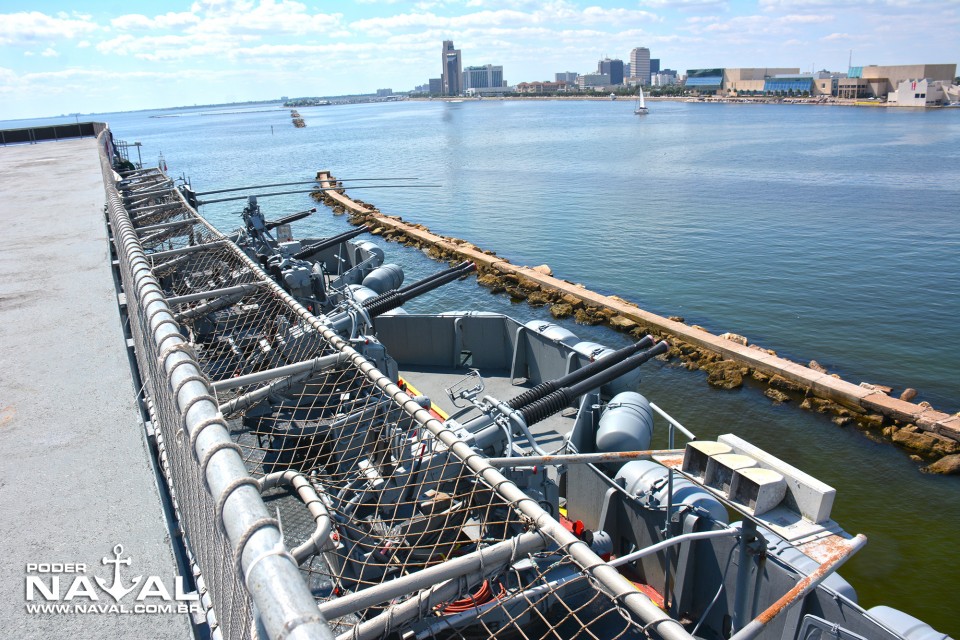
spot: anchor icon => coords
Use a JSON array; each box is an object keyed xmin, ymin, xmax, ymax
[{"xmin": 95, "ymin": 544, "xmax": 142, "ymax": 602}]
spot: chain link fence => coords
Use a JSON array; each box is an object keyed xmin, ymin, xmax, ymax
[{"xmin": 98, "ymin": 127, "xmax": 693, "ymax": 640}]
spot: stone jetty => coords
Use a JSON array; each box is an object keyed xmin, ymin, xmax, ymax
[{"xmin": 312, "ymin": 171, "xmax": 960, "ymax": 473}]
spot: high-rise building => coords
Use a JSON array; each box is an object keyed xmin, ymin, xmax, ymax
[
  {"xmin": 429, "ymin": 78, "xmax": 442, "ymax": 94},
  {"xmin": 598, "ymin": 58, "xmax": 624, "ymax": 85},
  {"xmin": 630, "ymin": 47, "xmax": 650, "ymax": 85},
  {"xmin": 556, "ymin": 72, "xmax": 579, "ymax": 83},
  {"xmin": 463, "ymin": 65, "xmax": 504, "ymax": 89},
  {"xmin": 650, "ymin": 59, "xmax": 660, "ymax": 80},
  {"xmin": 441, "ymin": 40, "xmax": 462, "ymax": 96}
]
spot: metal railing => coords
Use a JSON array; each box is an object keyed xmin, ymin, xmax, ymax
[
  {"xmin": 0, "ymin": 122, "xmax": 100, "ymax": 145},
  {"xmin": 98, "ymin": 128, "xmax": 332, "ymax": 640}
]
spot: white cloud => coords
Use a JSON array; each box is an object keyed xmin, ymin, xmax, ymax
[
  {"xmin": 90, "ymin": 2, "xmax": 347, "ymax": 62},
  {"xmin": 0, "ymin": 11, "xmax": 99, "ymax": 46},
  {"xmin": 40, "ymin": 47, "xmax": 59, "ymax": 57},
  {"xmin": 350, "ymin": 4, "xmax": 658, "ymax": 39},
  {"xmin": 821, "ymin": 32, "xmax": 853, "ymax": 41},
  {"xmin": 641, "ymin": 0, "xmax": 728, "ymax": 9},
  {"xmin": 185, "ymin": 0, "xmax": 344, "ymax": 37},
  {"xmin": 111, "ymin": 12, "xmax": 200, "ymax": 31},
  {"xmin": 760, "ymin": 0, "xmax": 954, "ymax": 10},
  {"xmin": 692, "ymin": 12, "xmax": 832, "ymax": 35},
  {"xmin": 96, "ymin": 32, "xmax": 260, "ymax": 61}
]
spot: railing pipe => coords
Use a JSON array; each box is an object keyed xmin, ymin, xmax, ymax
[
  {"xmin": 485, "ymin": 449, "xmax": 680, "ymax": 467},
  {"xmin": 99, "ymin": 130, "xmax": 333, "ymax": 640},
  {"xmin": 607, "ymin": 527, "xmax": 739, "ymax": 568},
  {"xmin": 258, "ymin": 471, "xmax": 333, "ymax": 564},
  {"xmin": 317, "ymin": 531, "xmax": 547, "ymax": 620},
  {"xmin": 166, "ymin": 283, "xmax": 260, "ymax": 306},
  {"xmin": 211, "ymin": 353, "xmax": 349, "ymax": 392}
]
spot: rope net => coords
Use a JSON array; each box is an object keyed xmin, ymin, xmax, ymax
[{"xmin": 110, "ymin": 165, "xmax": 662, "ymax": 640}]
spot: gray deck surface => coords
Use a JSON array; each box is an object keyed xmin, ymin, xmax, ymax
[
  {"xmin": 398, "ymin": 365, "xmax": 573, "ymax": 452},
  {"xmin": 0, "ymin": 139, "xmax": 192, "ymax": 637}
]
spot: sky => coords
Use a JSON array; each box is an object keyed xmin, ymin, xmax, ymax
[{"xmin": 1, "ymin": 0, "xmax": 958, "ymax": 120}]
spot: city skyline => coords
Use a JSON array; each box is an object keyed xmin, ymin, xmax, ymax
[{"xmin": 2, "ymin": 0, "xmax": 959, "ymax": 120}]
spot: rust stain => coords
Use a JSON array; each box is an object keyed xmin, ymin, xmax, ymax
[
  {"xmin": 754, "ymin": 534, "xmax": 864, "ymax": 626},
  {"xmin": 798, "ymin": 533, "xmax": 853, "ymax": 564},
  {"xmin": 0, "ymin": 405, "xmax": 15, "ymax": 428}
]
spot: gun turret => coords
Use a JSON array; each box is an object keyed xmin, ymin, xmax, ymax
[{"xmin": 293, "ymin": 227, "xmax": 369, "ymax": 261}]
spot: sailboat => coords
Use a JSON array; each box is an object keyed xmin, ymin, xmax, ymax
[{"xmin": 634, "ymin": 86, "xmax": 649, "ymax": 115}]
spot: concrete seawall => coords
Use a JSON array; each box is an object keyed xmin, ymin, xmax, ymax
[{"xmin": 314, "ymin": 171, "xmax": 960, "ymax": 472}]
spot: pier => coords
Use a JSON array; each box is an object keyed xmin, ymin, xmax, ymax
[
  {"xmin": 315, "ymin": 170, "xmax": 960, "ymax": 470},
  {"xmin": 0, "ymin": 132, "xmax": 192, "ymax": 636}
]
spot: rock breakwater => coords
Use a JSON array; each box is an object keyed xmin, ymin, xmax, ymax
[{"xmin": 311, "ymin": 171, "xmax": 960, "ymax": 473}]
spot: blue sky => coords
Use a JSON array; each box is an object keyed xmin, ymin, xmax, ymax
[{"xmin": 2, "ymin": 0, "xmax": 957, "ymax": 119}]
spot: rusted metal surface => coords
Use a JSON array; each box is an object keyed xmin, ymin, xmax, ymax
[
  {"xmin": 653, "ymin": 454, "xmax": 685, "ymax": 469},
  {"xmin": 728, "ymin": 533, "xmax": 868, "ymax": 640},
  {"xmin": 797, "ymin": 532, "xmax": 858, "ymax": 564}
]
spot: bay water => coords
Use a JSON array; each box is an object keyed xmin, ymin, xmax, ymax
[{"xmin": 6, "ymin": 99, "xmax": 958, "ymax": 633}]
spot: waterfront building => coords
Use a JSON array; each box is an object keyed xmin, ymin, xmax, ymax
[
  {"xmin": 763, "ymin": 74, "xmax": 816, "ymax": 96},
  {"xmin": 555, "ymin": 72, "xmax": 579, "ymax": 83},
  {"xmin": 376, "ymin": 88, "xmax": 393, "ymax": 97},
  {"xmin": 851, "ymin": 63, "xmax": 957, "ymax": 98},
  {"xmin": 578, "ymin": 74, "xmax": 611, "ymax": 89},
  {"xmin": 810, "ymin": 71, "xmax": 845, "ymax": 97},
  {"xmin": 837, "ymin": 77, "xmax": 868, "ymax": 99},
  {"xmin": 441, "ymin": 40, "xmax": 463, "ymax": 96},
  {"xmin": 598, "ymin": 58, "xmax": 624, "ymax": 85},
  {"xmin": 887, "ymin": 79, "xmax": 948, "ymax": 106},
  {"xmin": 516, "ymin": 81, "xmax": 569, "ymax": 94},
  {"xmin": 630, "ymin": 48, "xmax": 651, "ymax": 86},
  {"xmin": 463, "ymin": 64, "xmax": 504, "ymax": 91},
  {"xmin": 723, "ymin": 68, "xmax": 799, "ymax": 94},
  {"xmin": 650, "ymin": 59, "xmax": 660, "ymax": 83},
  {"xmin": 428, "ymin": 78, "xmax": 442, "ymax": 94},
  {"xmin": 685, "ymin": 68, "xmax": 724, "ymax": 94}
]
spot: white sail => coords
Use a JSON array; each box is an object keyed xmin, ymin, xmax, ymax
[{"xmin": 634, "ymin": 86, "xmax": 648, "ymax": 114}]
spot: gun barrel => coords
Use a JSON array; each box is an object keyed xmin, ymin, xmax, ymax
[
  {"xmin": 398, "ymin": 261, "xmax": 476, "ymax": 299},
  {"xmin": 519, "ymin": 341, "xmax": 669, "ymax": 427},
  {"xmin": 265, "ymin": 208, "xmax": 316, "ymax": 231},
  {"xmin": 361, "ymin": 262, "xmax": 476, "ymax": 319},
  {"xmin": 398, "ymin": 261, "xmax": 474, "ymax": 296},
  {"xmin": 293, "ymin": 227, "xmax": 368, "ymax": 260},
  {"xmin": 507, "ymin": 335, "xmax": 655, "ymax": 410}
]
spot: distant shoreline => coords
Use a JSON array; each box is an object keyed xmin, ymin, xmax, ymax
[{"xmin": 410, "ymin": 95, "xmax": 869, "ymax": 106}]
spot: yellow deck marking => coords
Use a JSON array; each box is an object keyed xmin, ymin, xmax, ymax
[{"xmin": 398, "ymin": 377, "xmax": 449, "ymax": 420}]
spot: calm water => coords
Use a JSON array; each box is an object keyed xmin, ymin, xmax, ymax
[{"xmin": 5, "ymin": 100, "xmax": 958, "ymax": 633}]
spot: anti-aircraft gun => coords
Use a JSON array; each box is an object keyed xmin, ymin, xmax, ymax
[{"xmin": 230, "ymin": 195, "xmax": 415, "ymax": 316}]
